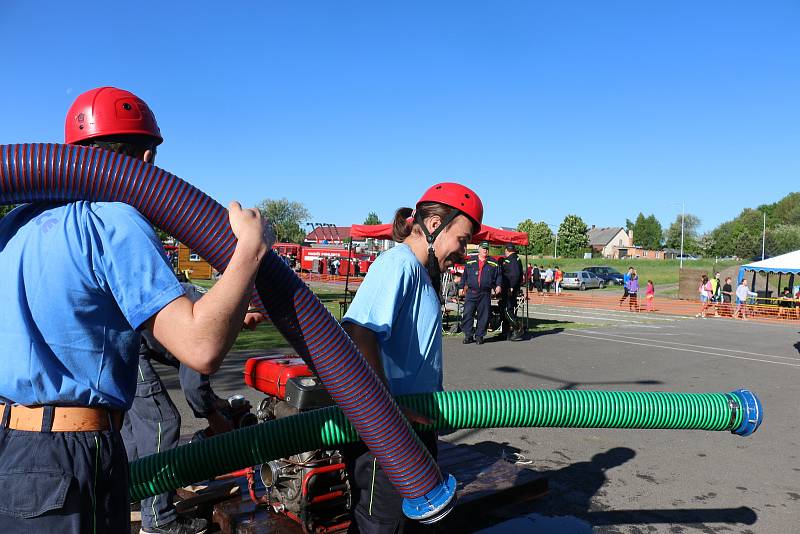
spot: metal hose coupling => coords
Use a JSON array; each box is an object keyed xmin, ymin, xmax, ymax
[
  {"xmin": 402, "ymin": 472, "xmax": 457, "ymax": 523},
  {"xmin": 729, "ymin": 389, "xmax": 763, "ymax": 436}
]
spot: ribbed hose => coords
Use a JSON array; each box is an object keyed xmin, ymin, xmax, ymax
[
  {"xmin": 129, "ymin": 388, "xmax": 761, "ymax": 501},
  {"xmin": 0, "ymin": 144, "xmax": 442, "ymax": 502}
]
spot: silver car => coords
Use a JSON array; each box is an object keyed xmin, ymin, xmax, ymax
[{"xmin": 561, "ymin": 271, "xmax": 605, "ymax": 290}]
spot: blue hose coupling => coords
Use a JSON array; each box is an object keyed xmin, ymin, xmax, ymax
[
  {"xmin": 730, "ymin": 389, "xmax": 763, "ymax": 436},
  {"xmin": 402, "ymin": 473, "xmax": 457, "ymax": 524}
]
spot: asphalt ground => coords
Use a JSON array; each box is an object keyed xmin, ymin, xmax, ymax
[{"xmin": 155, "ymin": 305, "xmax": 798, "ymax": 533}]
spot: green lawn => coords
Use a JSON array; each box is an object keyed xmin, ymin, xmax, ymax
[
  {"xmin": 522, "ymin": 258, "xmax": 741, "ymax": 286},
  {"xmin": 226, "ymin": 287, "xmax": 350, "ymax": 351}
]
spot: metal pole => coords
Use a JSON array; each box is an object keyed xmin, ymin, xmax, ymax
[
  {"xmin": 680, "ymin": 202, "xmax": 685, "ymax": 270},
  {"xmin": 554, "ymin": 233, "xmax": 558, "ymax": 258},
  {"xmin": 761, "ymin": 212, "xmax": 766, "ymax": 261}
]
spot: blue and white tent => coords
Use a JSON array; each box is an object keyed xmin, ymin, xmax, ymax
[{"xmin": 738, "ymin": 250, "xmax": 800, "ymax": 295}]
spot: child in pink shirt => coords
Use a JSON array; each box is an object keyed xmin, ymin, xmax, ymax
[{"xmin": 645, "ymin": 280, "xmax": 655, "ymax": 312}]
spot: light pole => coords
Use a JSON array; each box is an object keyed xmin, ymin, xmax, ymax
[
  {"xmin": 672, "ymin": 202, "xmax": 685, "ymax": 269},
  {"xmin": 554, "ymin": 232, "xmax": 559, "ymax": 258},
  {"xmin": 761, "ymin": 211, "xmax": 766, "ymax": 261},
  {"xmin": 680, "ymin": 202, "xmax": 685, "ymax": 270}
]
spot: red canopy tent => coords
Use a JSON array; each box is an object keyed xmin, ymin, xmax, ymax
[{"xmin": 350, "ymin": 223, "xmax": 528, "ymax": 246}]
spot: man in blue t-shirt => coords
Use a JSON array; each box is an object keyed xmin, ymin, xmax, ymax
[{"xmin": 0, "ymin": 87, "xmax": 271, "ymax": 534}]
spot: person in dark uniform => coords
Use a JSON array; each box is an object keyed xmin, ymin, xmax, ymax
[
  {"xmin": 499, "ymin": 244, "xmax": 525, "ymax": 341},
  {"xmin": 123, "ymin": 283, "xmax": 263, "ymax": 534},
  {"xmin": 458, "ymin": 241, "xmax": 501, "ymax": 345}
]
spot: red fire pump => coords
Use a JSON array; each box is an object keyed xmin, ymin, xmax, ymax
[{"xmin": 243, "ymin": 354, "xmax": 351, "ymax": 532}]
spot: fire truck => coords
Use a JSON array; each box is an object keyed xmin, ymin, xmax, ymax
[{"xmin": 272, "ymin": 243, "xmax": 375, "ymax": 276}]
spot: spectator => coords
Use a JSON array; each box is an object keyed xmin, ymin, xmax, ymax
[
  {"xmin": 721, "ymin": 277, "xmax": 734, "ymax": 317},
  {"xmin": 618, "ymin": 266, "xmax": 634, "ymax": 306},
  {"xmin": 778, "ymin": 287, "xmax": 795, "ymax": 319},
  {"xmin": 532, "ymin": 264, "xmax": 541, "ymax": 293},
  {"xmin": 733, "ymin": 278, "xmax": 750, "ymax": 320},
  {"xmin": 710, "ymin": 272, "xmax": 722, "ymax": 317},
  {"xmin": 544, "ymin": 266, "xmax": 554, "ymax": 293},
  {"xmin": 696, "ymin": 274, "xmax": 713, "ymax": 318},
  {"xmin": 553, "ymin": 265, "xmax": 563, "ymax": 295},
  {"xmin": 627, "ymin": 270, "xmax": 640, "ymax": 312},
  {"xmin": 645, "ymin": 280, "xmax": 655, "ymax": 312},
  {"xmin": 526, "ymin": 263, "xmax": 533, "ymax": 290}
]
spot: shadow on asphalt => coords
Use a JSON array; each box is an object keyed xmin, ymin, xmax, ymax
[
  {"xmin": 445, "ymin": 441, "xmax": 757, "ymax": 531},
  {"xmin": 490, "ymin": 366, "xmax": 663, "ymax": 390}
]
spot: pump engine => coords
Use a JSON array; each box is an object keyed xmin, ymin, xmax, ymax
[{"xmin": 244, "ymin": 354, "xmax": 351, "ymax": 532}]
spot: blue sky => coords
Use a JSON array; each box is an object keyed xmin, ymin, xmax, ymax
[{"xmin": 1, "ymin": 1, "xmax": 798, "ymax": 233}]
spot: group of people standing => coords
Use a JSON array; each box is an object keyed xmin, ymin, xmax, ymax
[
  {"xmin": 526, "ymin": 264, "xmax": 564, "ymax": 294},
  {"xmin": 697, "ymin": 273, "xmax": 755, "ymax": 320},
  {"xmin": 618, "ymin": 267, "xmax": 656, "ymax": 312},
  {"xmin": 457, "ymin": 242, "xmax": 525, "ymax": 344}
]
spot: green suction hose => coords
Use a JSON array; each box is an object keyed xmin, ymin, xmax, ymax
[{"xmin": 129, "ymin": 388, "xmax": 762, "ymax": 502}]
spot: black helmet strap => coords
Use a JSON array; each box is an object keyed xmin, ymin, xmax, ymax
[{"xmin": 414, "ymin": 209, "xmax": 461, "ymax": 300}]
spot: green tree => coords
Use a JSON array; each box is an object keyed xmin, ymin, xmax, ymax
[
  {"xmin": 516, "ymin": 219, "xmax": 553, "ymax": 256},
  {"xmin": 766, "ymin": 224, "xmax": 800, "ymax": 257},
  {"xmin": 631, "ymin": 213, "xmax": 663, "ymax": 250},
  {"xmin": 0, "ymin": 205, "xmax": 16, "ymax": 218},
  {"xmin": 556, "ymin": 214, "xmax": 589, "ymax": 257},
  {"xmin": 363, "ymin": 211, "xmax": 382, "ymax": 225},
  {"xmin": 257, "ymin": 198, "xmax": 310, "ymax": 244},
  {"xmin": 664, "ymin": 213, "xmax": 700, "ymax": 253}
]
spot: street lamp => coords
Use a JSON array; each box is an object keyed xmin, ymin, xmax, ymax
[
  {"xmin": 672, "ymin": 202, "xmax": 685, "ymax": 269},
  {"xmin": 680, "ymin": 202, "xmax": 685, "ymax": 270},
  {"xmin": 554, "ymin": 232, "xmax": 559, "ymax": 258}
]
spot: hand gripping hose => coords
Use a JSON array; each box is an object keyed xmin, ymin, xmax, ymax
[
  {"xmin": 0, "ymin": 143, "xmax": 451, "ymax": 522},
  {"xmin": 128, "ymin": 388, "xmax": 762, "ymax": 502}
]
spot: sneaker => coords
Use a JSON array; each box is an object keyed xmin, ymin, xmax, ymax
[
  {"xmin": 141, "ymin": 517, "xmax": 209, "ymax": 534},
  {"xmin": 463, "ymin": 336, "xmax": 474, "ymax": 344},
  {"xmin": 476, "ymin": 337, "xmax": 484, "ymax": 345}
]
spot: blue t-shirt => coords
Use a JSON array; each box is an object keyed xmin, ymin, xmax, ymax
[
  {"xmin": 343, "ymin": 244, "xmax": 443, "ymax": 396},
  {"xmin": 0, "ymin": 201, "xmax": 184, "ymax": 409}
]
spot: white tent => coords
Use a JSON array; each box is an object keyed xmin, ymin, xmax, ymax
[{"xmin": 738, "ymin": 249, "xmax": 800, "ymax": 296}]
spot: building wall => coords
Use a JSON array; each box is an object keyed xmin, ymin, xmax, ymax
[
  {"xmin": 601, "ymin": 229, "xmax": 632, "ymax": 258},
  {"xmin": 177, "ymin": 243, "xmax": 214, "ymax": 279}
]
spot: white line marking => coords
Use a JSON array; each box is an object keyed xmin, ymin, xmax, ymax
[
  {"xmin": 562, "ymin": 332, "xmax": 800, "ymax": 368},
  {"xmin": 578, "ymin": 330, "xmax": 800, "ymax": 362},
  {"xmin": 526, "ymin": 311, "xmax": 645, "ymax": 323},
  {"xmin": 531, "ymin": 305, "xmax": 679, "ymax": 321}
]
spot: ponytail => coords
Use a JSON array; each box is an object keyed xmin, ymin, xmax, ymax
[{"xmin": 392, "ymin": 207, "xmax": 414, "ymax": 242}]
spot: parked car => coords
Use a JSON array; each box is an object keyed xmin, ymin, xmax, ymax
[
  {"xmin": 582, "ymin": 266, "xmax": 624, "ymax": 286},
  {"xmin": 562, "ymin": 271, "xmax": 605, "ymax": 290}
]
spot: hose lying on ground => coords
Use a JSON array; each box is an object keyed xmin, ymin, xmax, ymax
[
  {"xmin": 129, "ymin": 388, "xmax": 762, "ymax": 502},
  {"xmin": 0, "ymin": 143, "xmax": 449, "ymax": 521}
]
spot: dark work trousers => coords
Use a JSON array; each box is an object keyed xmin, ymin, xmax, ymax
[
  {"xmin": 0, "ymin": 408, "xmax": 130, "ymax": 533},
  {"xmin": 461, "ymin": 291, "xmax": 490, "ymax": 339},
  {"xmin": 121, "ymin": 356, "xmax": 182, "ymax": 530},
  {"xmin": 344, "ymin": 431, "xmax": 439, "ymax": 534},
  {"xmin": 500, "ymin": 287, "xmax": 520, "ymax": 337}
]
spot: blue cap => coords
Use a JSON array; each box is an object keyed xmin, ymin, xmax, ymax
[
  {"xmin": 730, "ymin": 389, "xmax": 763, "ymax": 436},
  {"xmin": 402, "ymin": 473, "xmax": 457, "ymax": 523}
]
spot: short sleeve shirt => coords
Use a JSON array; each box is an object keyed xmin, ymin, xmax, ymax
[
  {"xmin": 0, "ymin": 202, "xmax": 184, "ymax": 409},
  {"xmin": 342, "ymin": 244, "xmax": 443, "ymax": 396}
]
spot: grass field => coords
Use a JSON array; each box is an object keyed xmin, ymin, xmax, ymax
[
  {"xmin": 181, "ymin": 278, "xmax": 348, "ymax": 351},
  {"xmin": 519, "ymin": 257, "xmax": 741, "ymax": 286}
]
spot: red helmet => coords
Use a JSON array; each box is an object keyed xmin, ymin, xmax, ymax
[
  {"xmin": 65, "ymin": 86, "xmax": 163, "ymax": 145},
  {"xmin": 417, "ymin": 182, "xmax": 483, "ymax": 226}
]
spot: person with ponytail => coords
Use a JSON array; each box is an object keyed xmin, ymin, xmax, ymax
[{"xmin": 341, "ymin": 183, "xmax": 482, "ymax": 533}]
